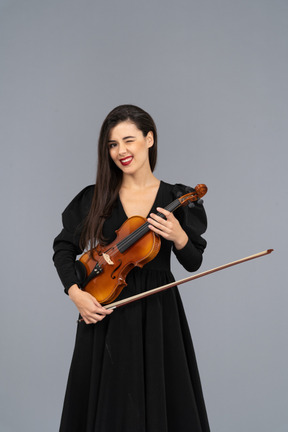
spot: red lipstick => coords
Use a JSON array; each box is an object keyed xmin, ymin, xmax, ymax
[{"xmin": 120, "ymin": 156, "xmax": 133, "ymax": 166}]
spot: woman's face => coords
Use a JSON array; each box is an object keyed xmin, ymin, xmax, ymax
[{"xmin": 108, "ymin": 121, "xmax": 154, "ymax": 175}]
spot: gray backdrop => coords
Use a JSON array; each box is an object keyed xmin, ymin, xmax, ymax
[{"xmin": 0, "ymin": 0, "xmax": 287, "ymax": 431}]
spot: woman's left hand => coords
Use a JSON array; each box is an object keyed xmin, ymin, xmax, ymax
[{"xmin": 147, "ymin": 207, "xmax": 188, "ymax": 250}]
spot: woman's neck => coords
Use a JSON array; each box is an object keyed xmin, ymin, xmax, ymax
[{"xmin": 121, "ymin": 171, "xmax": 159, "ymax": 191}]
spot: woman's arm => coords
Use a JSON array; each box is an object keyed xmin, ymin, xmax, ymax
[{"xmin": 53, "ymin": 186, "xmax": 112, "ymax": 323}]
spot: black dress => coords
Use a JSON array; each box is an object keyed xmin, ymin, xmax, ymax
[{"xmin": 53, "ymin": 180, "xmax": 210, "ymax": 432}]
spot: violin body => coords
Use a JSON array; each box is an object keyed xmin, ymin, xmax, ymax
[
  {"xmin": 77, "ymin": 184, "xmax": 207, "ymax": 305},
  {"xmin": 79, "ymin": 216, "xmax": 161, "ymax": 304}
]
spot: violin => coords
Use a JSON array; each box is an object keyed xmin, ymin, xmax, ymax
[{"xmin": 75, "ymin": 184, "xmax": 207, "ymax": 304}]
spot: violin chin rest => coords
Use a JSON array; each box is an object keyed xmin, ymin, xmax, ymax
[{"xmin": 75, "ymin": 260, "xmax": 87, "ymax": 285}]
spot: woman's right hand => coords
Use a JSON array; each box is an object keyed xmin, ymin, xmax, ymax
[{"xmin": 68, "ymin": 284, "xmax": 113, "ymax": 324}]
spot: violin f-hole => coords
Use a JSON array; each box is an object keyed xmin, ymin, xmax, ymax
[{"xmin": 111, "ymin": 260, "xmax": 122, "ymax": 280}]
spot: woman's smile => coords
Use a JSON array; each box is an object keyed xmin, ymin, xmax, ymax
[{"xmin": 119, "ymin": 156, "xmax": 133, "ymax": 166}]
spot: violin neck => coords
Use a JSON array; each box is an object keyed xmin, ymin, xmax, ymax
[
  {"xmin": 117, "ymin": 198, "xmax": 182, "ymax": 253},
  {"xmin": 165, "ymin": 198, "xmax": 183, "ymax": 213}
]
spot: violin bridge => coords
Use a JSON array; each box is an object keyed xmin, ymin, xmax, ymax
[{"xmin": 102, "ymin": 253, "xmax": 114, "ymax": 265}]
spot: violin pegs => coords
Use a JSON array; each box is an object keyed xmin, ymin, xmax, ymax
[{"xmin": 188, "ymin": 199, "xmax": 203, "ymax": 208}]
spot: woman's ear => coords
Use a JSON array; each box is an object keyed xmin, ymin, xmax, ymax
[{"xmin": 146, "ymin": 131, "xmax": 154, "ymax": 148}]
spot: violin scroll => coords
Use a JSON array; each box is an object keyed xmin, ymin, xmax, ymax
[
  {"xmin": 195, "ymin": 184, "xmax": 208, "ymax": 199},
  {"xmin": 178, "ymin": 184, "xmax": 208, "ymax": 208}
]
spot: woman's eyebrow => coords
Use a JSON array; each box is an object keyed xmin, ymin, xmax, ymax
[{"xmin": 123, "ymin": 135, "xmax": 136, "ymax": 140}]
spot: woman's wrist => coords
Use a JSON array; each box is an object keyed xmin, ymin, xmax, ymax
[
  {"xmin": 68, "ymin": 284, "xmax": 82, "ymax": 300},
  {"xmin": 173, "ymin": 232, "xmax": 189, "ymax": 250}
]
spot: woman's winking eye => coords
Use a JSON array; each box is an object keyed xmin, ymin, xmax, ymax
[{"xmin": 108, "ymin": 136, "xmax": 136, "ymax": 149}]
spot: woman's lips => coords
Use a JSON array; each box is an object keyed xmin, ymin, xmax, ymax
[{"xmin": 120, "ymin": 156, "xmax": 133, "ymax": 166}]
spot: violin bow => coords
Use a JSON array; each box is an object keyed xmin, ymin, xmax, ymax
[{"xmin": 104, "ymin": 249, "xmax": 274, "ymax": 310}]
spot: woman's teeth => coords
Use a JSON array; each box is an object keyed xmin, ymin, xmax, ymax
[{"xmin": 120, "ymin": 157, "xmax": 133, "ymax": 165}]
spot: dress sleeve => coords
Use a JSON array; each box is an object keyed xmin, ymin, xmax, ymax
[
  {"xmin": 52, "ymin": 186, "xmax": 94, "ymax": 294},
  {"xmin": 172, "ymin": 183, "xmax": 207, "ymax": 272}
]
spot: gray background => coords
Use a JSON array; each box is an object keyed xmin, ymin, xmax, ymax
[{"xmin": 0, "ymin": 0, "xmax": 287, "ymax": 431}]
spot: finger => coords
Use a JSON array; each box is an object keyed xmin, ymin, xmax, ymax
[
  {"xmin": 148, "ymin": 223, "xmax": 170, "ymax": 238},
  {"xmin": 147, "ymin": 217, "xmax": 165, "ymax": 229},
  {"xmin": 148, "ymin": 217, "xmax": 167, "ymax": 228},
  {"xmin": 156, "ymin": 207, "xmax": 171, "ymax": 216},
  {"xmin": 95, "ymin": 305, "xmax": 113, "ymax": 315},
  {"xmin": 148, "ymin": 216, "xmax": 175, "ymax": 234},
  {"xmin": 92, "ymin": 298, "xmax": 113, "ymax": 314},
  {"xmin": 91, "ymin": 295, "xmax": 105, "ymax": 307},
  {"xmin": 149, "ymin": 211, "xmax": 168, "ymax": 223},
  {"xmin": 83, "ymin": 316, "xmax": 94, "ymax": 324},
  {"xmin": 148, "ymin": 212, "xmax": 172, "ymax": 225},
  {"xmin": 80, "ymin": 304, "xmax": 113, "ymax": 322},
  {"xmin": 93, "ymin": 298, "xmax": 103, "ymax": 307},
  {"xmin": 150, "ymin": 209, "xmax": 176, "ymax": 226},
  {"xmin": 83, "ymin": 312, "xmax": 107, "ymax": 324}
]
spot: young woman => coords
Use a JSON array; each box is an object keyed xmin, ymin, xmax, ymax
[{"xmin": 53, "ymin": 105, "xmax": 210, "ymax": 432}]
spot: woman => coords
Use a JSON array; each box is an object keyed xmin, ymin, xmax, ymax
[{"xmin": 53, "ymin": 104, "xmax": 210, "ymax": 432}]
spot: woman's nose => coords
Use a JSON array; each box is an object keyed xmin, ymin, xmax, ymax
[{"xmin": 118, "ymin": 141, "xmax": 128, "ymax": 155}]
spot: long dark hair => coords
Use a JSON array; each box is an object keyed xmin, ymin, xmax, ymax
[{"xmin": 80, "ymin": 104, "xmax": 158, "ymax": 249}]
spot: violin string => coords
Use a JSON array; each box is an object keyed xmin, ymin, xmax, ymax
[
  {"xmin": 101, "ymin": 225, "xmax": 148, "ymax": 259},
  {"xmin": 97, "ymin": 221, "xmax": 150, "ymax": 262},
  {"xmin": 117, "ymin": 221, "xmax": 152, "ymax": 251},
  {"xmin": 118, "ymin": 222, "xmax": 149, "ymax": 250},
  {"xmin": 96, "ymin": 216, "xmax": 157, "ymax": 264},
  {"xmin": 96, "ymin": 220, "xmax": 150, "ymax": 262}
]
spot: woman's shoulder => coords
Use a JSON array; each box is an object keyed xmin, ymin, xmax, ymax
[
  {"xmin": 160, "ymin": 180, "xmax": 196, "ymax": 198},
  {"xmin": 70, "ymin": 184, "xmax": 95, "ymax": 203},
  {"xmin": 62, "ymin": 185, "xmax": 95, "ymax": 219}
]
